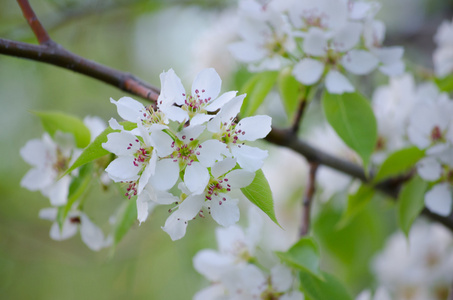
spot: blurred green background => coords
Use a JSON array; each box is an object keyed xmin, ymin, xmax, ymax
[{"xmin": 0, "ymin": 0, "xmax": 452, "ymax": 299}]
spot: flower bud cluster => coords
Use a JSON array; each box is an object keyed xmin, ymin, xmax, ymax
[{"xmin": 102, "ymin": 68, "xmax": 272, "ymax": 240}]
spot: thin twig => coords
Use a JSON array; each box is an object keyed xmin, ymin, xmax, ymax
[
  {"xmin": 1, "ymin": 0, "xmax": 453, "ymax": 231},
  {"xmin": 17, "ymin": 0, "xmax": 54, "ymax": 45},
  {"xmin": 300, "ymin": 162, "xmax": 319, "ymax": 236},
  {"xmin": 291, "ymin": 87, "xmax": 310, "ymax": 133}
]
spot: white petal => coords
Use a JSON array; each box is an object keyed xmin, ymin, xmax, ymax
[
  {"xmin": 231, "ymin": 145, "xmax": 268, "ymax": 172},
  {"xmin": 83, "ymin": 116, "xmax": 106, "ymax": 140},
  {"xmin": 21, "ymin": 168, "xmax": 53, "ymax": 191},
  {"xmin": 303, "ymin": 27, "xmax": 328, "ymax": 56},
  {"xmin": 184, "ymin": 162, "xmax": 210, "ymax": 195},
  {"xmin": 193, "ymin": 284, "xmax": 226, "ymax": 300},
  {"xmin": 356, "ymin": 290, "xmax": 372, "ymax": 300},
  {"xmin": 293, "ymin": 58, "xmax": 324, "ymax": 85},
  {"xmin": 216, "ymin": 225, "xmax": 246, "ymax": 255},
  {"xmin": 271, "ymin": 264, "xmax": 293, "ymax": 292},
  {"xmin": 333, "ymin": 22, "xmax": 363, "ymax": 52},
  {"xmin": 137, "ymin": 194, "xmax": 150, "ymax": 224},
  {"xmin": 206, "ymin": 91, "xmax": 238, "ymax": 112},
  {"xmin": 229, "ymin": 42, "xmax": 267, "ymax": 63},
  {"xmin": 190, "ymin": 113, "xmax": 213, "ymax": 127},
  {"xmin": 110, "ymin": 97, "xmax": 145, "ymax": 123},
  {"xmin": 210, "ymin": 195, "xmax": 240, "ymax": 227},
  {"xmin": 211, "ymin": 158, "xmax": 237, "ymax": 179},
  {"xmin": 80, "ymin": 213, "xmax": 106, "ymax": 251},
  {"xmin": 342, "ymin": 50, "xmax": 379, "ymax": 75},
  {"xmin": 20, "ymin": 138, "xmax": 49, "ymax": 168},
  {"xmin": 417, "ymin": 157, "xmax": 442, "ymax": 181},
  {"xmin": 374, "ymin": 287, "xmax": 392, "ymax": 300},
  {"xmin": 379, "ymin": 61, "xmax": 405, "ymax": 77},
  {"xmin": 207, "ymin": 95, "xmax": 245, "ymax": 133},
  {"xmin": 148, "ymin": 159, "xmax": 179, "ymax": 191},
  {"xmin": 151, "ymin": 130, "xmax": 174, "ymax": 157},
  {"xmin": 425, "ymin": 183, "xmax": 452, "ymax": 216},
  {"xmin": 325, "ymin": 70, "xmax": 355, "ymax": 94},
  {"xmin": 105, "ymin": 156, "xmax": 140, "ymax": 182},
  {"xmin": 193, "ymin": 249, "xmax": 235, "ymax": 281},
  {"xmin": 44, "ymin": 176, "xmax": 71, "ymax": 206},
  {"xmin": 373, "ymin": 46, "xmax": 404, "ymax": 65},
  {"xmin": 160, "ymin": 105, "xmax": 188, "ymax": 123},
  {"xmin": 192, "ymin": 68, "xmax": 222, "ymax": 103},
  {"xmin": 49, "ymin": 219, "xmax": 78, "ymax": 241},
  {"xmin": 224, "ymin": 169, "xmax": 255, "ymax": 188},
  {"xmin": 198, "ymin": 139, "xmax": 229, "ymax": 167},
  {"xmin": 108, "ymin": 118, "xmax": 124, "ymax": 131},
  {"xmin": 237, "ymin": 115, "xmax": 272, "ymax": 141},
  {"xmin": 177, "ymin": 124, "xmax": 205, "ymax": 141},
  {"xmin": 137, "ymin": 151, "xmax": 157, "ymax": 194},
  {"xmin": 39, "ymin": 208, "xmax": 58, "ymax": 221},
  {"xmin": 158, "ymin": 68, "xmax": 186, "ymax": 107},
  {"xmin": 102, "ymin": 132, "xmax": 139, "ymax": 156},
  {"xmin": 162, "ymin": 213, "xmax": 188, "ymax": 241}
]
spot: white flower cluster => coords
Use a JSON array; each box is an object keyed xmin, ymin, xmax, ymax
[
  {"xmin": 229, "ymin": 0, "xmax": 404, "ymax": 94},
  {"xmin": 102, "ymin": 68, "xmax": 272, "ymax": 240},
  {"xmin": 371, "ymin": 72, "xmax": 453, "ymax": 216},
  {"xmin": 193, "ymin": 209, "xmax": 303, "ymax": 300},
  {"xmin": 409, "ymin": 90, "xmax": 453, "ymax": 216},
  {"xmin": 20, "ymin": 117, "xmax": 111, "ymax": 251},
  {"xmin": 369, "ymin": 221, "xmax": 453, "ymax": 300},
  {"xmin": 433, "ymin": 18, "xmax": 453, "ymax": 78}
]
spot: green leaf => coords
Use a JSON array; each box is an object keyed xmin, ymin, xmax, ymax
[
  {"xmin": 240, "ymin": 71, "xmax": 278, "ymax": 117},
  {"xmin": 277, "ymin": 68, "xmax": 304, "ymax": 117},
  {"xmin": 241, "ymin": 169, "xmax": 279, "ymax": 226},
  {"xmin": 434, "ymin": 74, "xmax": 453, "ymax": 92},
  {"xmin": 33, "ymin": 111, "xmax": 91, "ymax": 148},
  {"xmin": 398, "ymin": 175, "xmax": 428, "ymax": 237},
  {"xmin": 337, "ymin": 184, "xmax": 375, "ymax": 229},
  {"xmin": 322, "ymin": 91, "xmax": 377, "ymax": 167},
  {"xmin": 113, "ymin": 199, "xmax": 137, "ymax": 246},
  {"xmin": 374, "ymin": 147, "xmax": 425, "ymax": 182},
  {"xmin": 299, "ymin": 270, "xmax": 353, "ymax": 300},
  {"xmin": 276, "ymin": 237, "xmax": 322, "ymax": 279},
  {"xmin": 56, "ymin": 163, "xmax": 94, "ymax": 229},
  {"xmin": 62, "ymin": 121, "xmax": 137, "ymax": 176}
]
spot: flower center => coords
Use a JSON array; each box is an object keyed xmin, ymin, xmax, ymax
[
  {"xmin": 430, "ymin": 126, "xmax": 444, "ymax": 142},
  {"xmin": 52, "ymin": 147, "xmax": 70, "ymax": 174},
  {"xmin": 205, "ymin": 177, "xmax": 231, "ymax": 202},
  {"xmin": 140, "ymin": 106, "xmax": 166, "ymax": 126},
  {"xmin": 182, "ymin": 90, "xmax": 211, "ymax": 119},
  {"xmin": 219, "ymin": 121, "xmax": 246, "ymax": 145},
  {"xmin": 170, "ymin": 136, "xmax": 201, "ymax": 168}
]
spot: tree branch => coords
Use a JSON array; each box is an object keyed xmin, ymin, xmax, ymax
[
  {"xmin": 1, "ymin": 0, "xmax": 452, "ymax": 231},
  {"xmin": 300, "ymin": 162, "xmax": 319, "ymax": 236}
]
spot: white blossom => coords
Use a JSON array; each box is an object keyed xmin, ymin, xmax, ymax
[
  {"xmin": 433, "ymin": 18, "xmax": 453, "ymax": 78},
  {"xmin": 39, "ymin": 207, "xmax": 111, "ymax": 251}
]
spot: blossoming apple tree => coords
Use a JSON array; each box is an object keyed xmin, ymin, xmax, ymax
[{"xmin": 1, "ymin": 0, "xmax": 453, "ymax": 299}]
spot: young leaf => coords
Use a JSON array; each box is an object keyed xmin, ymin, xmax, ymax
[
  {"xmin": 322, "ymin": 91, "xmax": 377, "ymax": 167},
  {"xmin": 398, "ymin": 175, "xmax": 428, "ymax": 237},
  {"xmin": 240, "ymin": 71, "xmax": 278, "ymax": 117},
  {"xmin": 276, "ymin": 237, "xmax": 322, "ymax": 279},
  {"xmin": 299, "ymin": 270, "xmax": 353, "ymax": 300},
  {"xmin": 374, "ymin": 147, "xmax": 425, "ymax": 182},
  {"xmin": 62, "ymin": 121, "xmax": 137, "ymax": 176},
  {"xmin": 434, "ymin": 74, "xmax": 453, "ymax": 92},
  {"xmin": 113, "ymin": 199, "xmax": 137, "ymax": 246},
  {"xmin": 277, "ymin": 68, "xmax": 304, "ymax": 117},
  {"xmin": 33, "ymin": 111, "xmax": 91, "ymax": 148},
  {"xmin": 240, "ymin": 169, "xmax": 279, "ymax": 226},
  {"xmin": 337, "ymin": 184, "xmax": 375, "ymax": 229}
]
